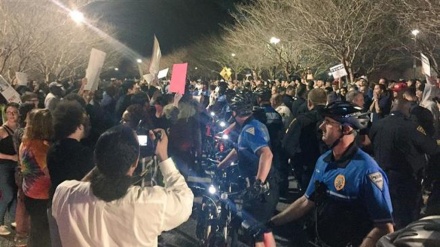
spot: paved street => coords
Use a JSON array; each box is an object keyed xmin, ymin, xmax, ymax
[{"xmin": 0, "ymin": 177, "xmax": 305, "ymax": 247}]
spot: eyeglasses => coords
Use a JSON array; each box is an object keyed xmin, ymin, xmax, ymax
[{"xmin": 6, "ymin": 111, "xmax": 18, "ymax": 115}]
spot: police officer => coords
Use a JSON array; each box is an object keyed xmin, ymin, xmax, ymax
[
  {"xmin": 270, "ymin": 102, "xmax": 394, "ymax": 247},
  {"xmin": 218, "ymin": 89, "xmax": 279, "ymax": 247},
  {"xmin": 369, "ymin": 98, "xmax": 440, "ymax": 230},
  {"xmin": 253, "ymin": 86, "xmax": 285, "ymax": 195}
]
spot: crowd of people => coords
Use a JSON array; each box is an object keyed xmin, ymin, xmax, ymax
[{"xmin": 0, "ymin": 74, "xmax": 437, "ymax": 246}]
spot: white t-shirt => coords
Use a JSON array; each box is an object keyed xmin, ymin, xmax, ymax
[{"xmin": 52, "ymin": 158, "xmax": 194, "ymax": 247}]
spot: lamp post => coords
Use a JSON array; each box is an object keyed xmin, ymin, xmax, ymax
[{"xmin": 411, "ymin": 29, "xmax": 420, "ymax": 79}]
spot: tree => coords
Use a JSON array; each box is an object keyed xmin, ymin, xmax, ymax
[{"xmin": 0, "ymin": 0, "xmax": 120, "ymax": 83}]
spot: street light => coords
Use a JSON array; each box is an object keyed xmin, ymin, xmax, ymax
[
  {"xmin": 136, "ymin": 59, "xmax": 142, "ymax": 63},
  {"xmin": 114, "ymin": 68, "xmax": 119, "ymax": 71},
  {"xmin": 411, "ymin": 29, "xmax": 420, "ymax": 78},
  {"xmin": 231, "ymin": 53, "xmax": 236, "ymax": 57},
  {"xmin": 69, "ymin": 10, "xmax": 85, "ymax": 24},
  {"xmin": 270, "ymin": 37, "xmax": 280, "ymax": 45}
]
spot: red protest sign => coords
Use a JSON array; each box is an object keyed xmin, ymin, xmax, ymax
[{"xmin": 169, "ymin": 63, "xmax": 188, "ymax": 94}]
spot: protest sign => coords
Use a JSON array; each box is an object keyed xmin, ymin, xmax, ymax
[
  {"xmin": 85, "ymin": 48, "xmax": 106, "ymax": 91},
  {"xmin": 169, "ymin": 63, "xmax": 188, "ymax": 94},
  {"xmin": 421, "ymin": 53, "xmax": 431, "ymax": 77},
  {"xmin": 0, "ymin": 76, "xmax": 21, "ymax": 103},
  {"xmin": 158, "ymin": 68, "xmax": 169, "ymax": 79},
  {"xmin": 16, "ymin": 72, "xmax": 28, "ymax": 86},
  {"xmin": 149, "ymin": 35, "xmax": 162, "ymax": 77},
  {"xmin": 330, "ymin": 64, "xmax": 347, "ymax": 78}
]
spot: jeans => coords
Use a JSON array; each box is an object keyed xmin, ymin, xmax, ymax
[{"xmin": 0, "ymin": 162, "xmax": 17, "ymax": 225}]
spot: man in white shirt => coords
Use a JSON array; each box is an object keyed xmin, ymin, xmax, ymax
[{"xmin": 51, "ymin": 126, "xmax": 194, "ymax": 247}]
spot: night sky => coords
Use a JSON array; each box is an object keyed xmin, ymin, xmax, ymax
[{"xmin": 85, "ymin": 0, "xmax": 246, "ymax": 56}]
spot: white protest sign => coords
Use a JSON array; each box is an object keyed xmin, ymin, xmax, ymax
[
  {"xmin": 330, "ymin": 64, "xmax": 347, "ymax": 78},
  {"xmin": 85, "ymin": 48, "xmax": 106, "ymax": 91},
  {"xmin": 149, "ymin": 35, "xmax": 162, "ymax": 77},
  {"xmin": 143, "ymin": 74, "xmax": 154, "ymax": 84},
  {"xmin": 15, "ymin": 72, "xmax": 28, "ymax": 86},
  {"xmin": 421, "ymin": 53, "xmax": 431, "ymax": 77},
  {"xmin": 0, "ymin": 76, "xmax": 21, "ymax": 103},
  {"xmin": 157, "ymin": 68, "xmax": 169, "ymax": 79}
]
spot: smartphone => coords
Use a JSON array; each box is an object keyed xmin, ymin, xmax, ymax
[{"xmin": 138, "ymin": 135, "xmax": 148, "ymax": 146}]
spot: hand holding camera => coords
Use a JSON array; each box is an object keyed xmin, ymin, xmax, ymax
[{"xmin": 149, "ymin": 128, "xmax": 168, "ymax": 162}]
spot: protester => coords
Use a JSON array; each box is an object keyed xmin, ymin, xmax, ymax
[
  {"xmin": 0, "ymin": 102, "xmax": 19, "ymax": 236},
  {"xmin": 52, "ymin": 126, "xmax": 193, "ymax": 246},
  {"xmin": 20, "ymin": 108, "xmax": 53, "ymax": 247}
]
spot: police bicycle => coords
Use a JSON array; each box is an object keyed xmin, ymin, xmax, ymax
[{"xmin": 190, "ymin": 158, "xmax": 246, "ymax": 247}]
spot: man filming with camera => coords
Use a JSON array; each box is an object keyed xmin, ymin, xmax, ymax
[{"xmin": 51, "ymin": 125, "xmax": 194, "ymax": 247}]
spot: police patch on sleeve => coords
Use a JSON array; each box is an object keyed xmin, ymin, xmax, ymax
[
  {"xmin": 368, "ymin": 172, "xmax": 384, "ymax": 191},
  {"xmin": 245, "ymin": 127, "xmax": 255, "ymax": 135}
]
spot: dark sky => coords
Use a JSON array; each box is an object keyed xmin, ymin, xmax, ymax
[{"xmin": 85, "ymin": 0, "xmax": 246, "ymax": 56}]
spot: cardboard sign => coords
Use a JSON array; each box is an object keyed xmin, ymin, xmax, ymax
[
  {"xmin": 169, "ymin": 63, "xmax": 188, "ymax": 94},
  {"xmin": 85, "ymin": 48, "xmax": 106, "ymax": 91},
  {"xmin": 421, "ymin": 53, "xmax": 431, "ymax": 77},
  {"xmin": 16, "ymin": 72, "xmax": 28, "ymax": 86},
  {"xmin": 149, "ymin": 35, "xmax": 162, "ymax": 76},
  {"xmin": 330, "ymin": 64, "xmax": 347, "ymax": 78},
  {"xmin": 0, "ymin": 76, "xmax": 21, "ymax": 103},
  {"xmin": 157, "ymin": 68, "xmax": 169, "ymax": 79},
  {"xmin": 143, "ymin": 74, "xmax": 154, "ymax": 84}
]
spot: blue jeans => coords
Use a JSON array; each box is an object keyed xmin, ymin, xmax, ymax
[{"xmin": 0, "ymin": 162, "xmax": 17, "ymax": 225}]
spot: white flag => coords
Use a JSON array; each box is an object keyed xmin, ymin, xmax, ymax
[
  {"xmin": 149, "ymin": 35, "xmax": 162, "ymax": 77},
  {"xmin": 85, "ymin": 48, "xmax": 106, "ymax": 91}
]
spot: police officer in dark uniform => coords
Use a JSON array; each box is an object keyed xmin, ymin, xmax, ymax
[
  {"xmin": 282, "ymin": 88, "xmax": 327, "ymax": 191},
  {"xmin": 270, "ymin": 102, "xmax": 394, "ymax": 247},
  {"xmin": 253, "ymin": 86, "xmax": 285, "ymax": 195},
  {"xmin": 369, "ymin": 98, "xmax": 440, "ymax": 230},
  {"xmin": 218, "ymin": 90, "xmax": 279, "ymax": 246}
]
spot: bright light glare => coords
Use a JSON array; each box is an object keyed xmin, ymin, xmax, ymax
[
  {"xmin": 219, "ymin": 121, "xmax": 226, "ymax": 127},
  {"xmin": 208, "ymin": 185, "xmax": 217, "ymax": 194},
  {"xmin": 210, "ymin": 112, "xmax": 215, "ymax": 117},
  {"xmin": 411, "ymin": 29, "xmax": 420, "ymax": 36},
  {"xmin": 136, "ymin": 59, "xmax": 142, "ymax": 63},
  {"xmin": 231, "ymin": 53, "xmax": 236, "ymax": 57},
  {"xmin": 270, "ymin": 37, "xmax": 280, "ymax": 44},
  {"xmin": 69, "ymin": 10, "xmax": 84, "ymax": 23},
  {"xmin": 222, "ymin": 134, "xmax": 229, "ymax": 140},
  {"xmin": 114, "ymin": 68, "xmax": 119, "ymax": 71}
]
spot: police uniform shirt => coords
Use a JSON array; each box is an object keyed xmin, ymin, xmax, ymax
[
  {"xmin": 305, "ymin": 143, "xmax": 393, "ymax": 224},
  {"xmin": 237, "ymin": 117, "xmax": 271, "ymax": 178}
]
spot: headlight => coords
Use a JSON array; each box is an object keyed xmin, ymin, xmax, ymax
[
  {"xmin": 219, "ymin": 121, "xmax": 226, "ymax": 127},
  {"xmin": 208, "ymin": 185, "xmax": 217, "ymax": 194},
  {"xmin": 222, "ymin": 134, "xmax": 229, "ymax": 140}
]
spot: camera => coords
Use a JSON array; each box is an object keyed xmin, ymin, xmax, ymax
[{"xmin": 136, "ymin": 121, "xmax": 161, "ymax": 157}]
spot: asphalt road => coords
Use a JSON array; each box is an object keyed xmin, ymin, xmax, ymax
[{"xmin": 0, "ymin": 178, "xmax": 306, "ymax": 247}]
